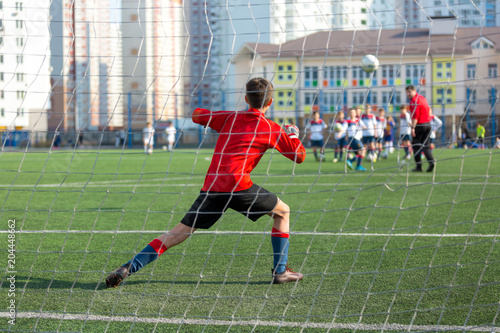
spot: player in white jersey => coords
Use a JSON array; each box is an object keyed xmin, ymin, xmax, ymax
[
  {"xmin": 376, "ymin": 108, "xmax": 387, "ymax": 160},
  {"xmin": 429, "ymin": 112, "xmax": 443, "ymax": 150},
  {"xmin": 361, "ymin": 104, "xmax": 378, "ymax": 162},
  {"xmin": 165, "ymin": 121, "xmax": 177, "ymax": 151},
  {"xmin": 305, "ymin": 111, "xmax": 328, "ymax": 161},
  {"xmin": 345, "ymin": 108, "xmax": 367, "ymax": 171},
  {"xmin": 399, "ymin": 105, "xmax": 412, "ymax": 160},
  {"xmin": 143, "ymin": 122, "xmax": 155, "ymax": 155},
  {"xmin": 333, "ymin": 111, "xmax": 348, "ymax": 163}
]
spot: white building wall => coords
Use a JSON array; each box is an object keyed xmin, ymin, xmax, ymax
[{"xmin": 0, "ymin": 0, "xmax": 51, "ymax": 131}]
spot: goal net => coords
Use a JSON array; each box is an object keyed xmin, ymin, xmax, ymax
[{"xmin": 1, "ymin": 0, "xmax": 499, "ymax": 332}]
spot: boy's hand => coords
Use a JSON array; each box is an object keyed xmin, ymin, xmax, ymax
[{"xmin": 283, "ymin": 124, "xmax": 299, "ymax": 139}]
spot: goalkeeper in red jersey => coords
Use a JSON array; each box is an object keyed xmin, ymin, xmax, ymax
[{"xmin": 106, "ymin": 78, "xmax": 306, "ymax": 287}]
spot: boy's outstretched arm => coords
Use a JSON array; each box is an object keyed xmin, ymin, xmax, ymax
[{"xmin": 278, "ymin": 125, "xmax": 306, "ymax": 163}]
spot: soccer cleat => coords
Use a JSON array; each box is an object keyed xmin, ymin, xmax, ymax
[
  {"xmin": 372, "ymin": 154, "xmax": 377, "ymax": 163},
  {"xmin": 106, "ymin": 264, "xmax": 130, "ymax": 288},
  {"xmin": 411, "ymin": 167, "xmax": 423, "ymax": 172},
  {"xmin": 346, "ymin": 160, "xmax": 354, "ymax": 170},
  {"xmin": 355, "ymin": 165, "xmax": 367, "ymax": 171},
  {"xmin": 405, "ymin": 154, "xmax": 412, "ymax": 160},
  {"xmin": 426, "ymin": 163, "xmax": 435, "ymax": 173},
  {"xmin": 272, "ymin": 264, "xmax": 303, "ymax": 284}
]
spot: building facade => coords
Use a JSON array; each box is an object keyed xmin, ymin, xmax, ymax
[
  {"xmin": 0, "ymin": 0, "xmax": 51, "ymax": 134},
  {"xmin": 50, "ymin": 0, "xmax": 123, "ymax": 132},
  {"xmin": 122, "ymin": 0, "xmax": 183, "ymax": 129},
  {"xmin": 401, "ymin": 0, "xmax": 499, "ymax": 29},
  {"xmin": 233, "ymin": 27, "xmax": 499, "ymax": 137}
]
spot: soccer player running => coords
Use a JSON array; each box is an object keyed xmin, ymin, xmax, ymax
[
  {"xmin": 346, "ymin": 108, "xmax": 367, "ymax": 171},
  {"xmin": 106, "ymin": 78, "xmax": 306, "ymax": 287},
  {"xmin": 406, "ymin": 85, "xmax": 435, "ymax": 172},
  {"xmin": 333, "ymin": 111, "xmax": 348, "ymax": 163},
  {"xmin": 306, "ymin": 111, "xmax": 328, "ymax": 161},
  {"xmin": 143, "ymin": 122, "xmax": 155, "ymax": 155}
]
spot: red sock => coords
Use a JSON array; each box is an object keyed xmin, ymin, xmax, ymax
[{"xmin": 149, "ymin": 238, "xmax": 168, "ymax": 255}]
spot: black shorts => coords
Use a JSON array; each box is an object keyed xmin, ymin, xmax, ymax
[{"xmin": 180, "ymin": 184, "xmax": 278, "ymax": 229}]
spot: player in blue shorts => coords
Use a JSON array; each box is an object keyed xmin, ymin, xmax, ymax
[
  {"xmin": 306, "ymin": 111, "xmax": 328, "ymax": 161},
  {"xmin": 361, "ymin": 104, "xmax": 378, "ymax": 162},
  {"xmin": 346, "ymin": 108, "xmax": 367, "ymax": 171},
  {"xmin": 333, "ymin": 111, "xmax": 348, "ymax": 163}
]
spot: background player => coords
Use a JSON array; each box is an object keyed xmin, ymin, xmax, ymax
[
  {"xmin": 143, "ymin": 122, "xmax": 155, "ymax": 155},
  {"xmin": 333, "ymin": 111, "xmax": 348, "ymax": 163},
  {"xmin": 106, "ymin": 78, "xmax": 306, "ymax": 287},
  {"xmin": 361, "ymin": 104, "xmax": 378, "ymax": 162},
  {"xmin": 375, "ymin": 108, "xmax": 387, "ymax": 160},
  {"xmin": 399, "ymin": 105, "xmax": 412, "ymax": 161},
  {"xmin": 346, "ymin": 108, "xmax": 367, "ymax": 171},
  {"xmin": 306, "ymin": 111, "xmax": 328, "ymax": 161},
  {"xmin": 430, "ymin": 111, "xmax": 443, "ymax": 150},
  {"xmin": 165, "ymin": 121, "xmax": 177, "ymax": 151},
  {"xmin": 383, "ymin": 114, "xmax": 396, "ymax": 158}
]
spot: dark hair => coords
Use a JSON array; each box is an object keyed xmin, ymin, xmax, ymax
[
  {"xmin": 406, "ymin": 85, "xmax": 416, "ymax": 92},
  {"xmin": 246, "ymin": 78, "xmax": 274, "ymax": 109}
]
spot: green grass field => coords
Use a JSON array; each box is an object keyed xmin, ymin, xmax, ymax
[{"xmin": 0, "ymin": 147, "xmax": 499, "ymax": 332}]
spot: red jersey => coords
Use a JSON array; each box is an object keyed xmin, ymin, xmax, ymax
[
  {"xmin": 409, "ymin": 93, "xmax": 431, "ymax": 124},
  {"xmin": 192, "ymin": 107, "xmax": 306, "ymax": 192}
]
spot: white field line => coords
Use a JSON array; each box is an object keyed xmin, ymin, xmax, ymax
[
  {"xmin": 0, "ymin": 174, "xmax": 497, "ymax": 188},
  {"xmin": 0, "ymin": 230, "xmax": 497, "ymax": 238},
  {"xmin": 1, "ymin": 182, "xmax": 499, "ymax": 188},
  {"xmin": 0, "ymin": 312, "xmax": 498, "ymax": 332}
]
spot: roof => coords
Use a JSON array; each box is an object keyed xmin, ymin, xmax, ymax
[{"xmin": 237, "ymin": 27, "xmax": 500, "ymax": 59}]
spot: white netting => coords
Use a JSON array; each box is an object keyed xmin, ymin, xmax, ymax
[{"xmin": 0, "ymin": 0, "xmax": 499, "ymax": 332}]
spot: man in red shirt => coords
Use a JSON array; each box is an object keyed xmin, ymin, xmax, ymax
[
  {"xmin": 106, "ymin": 78, "xmax": 306, "ymax": 287},
  {"xmin": 406, "ymin": 85, "xmax": 435, "ymax": 172}
]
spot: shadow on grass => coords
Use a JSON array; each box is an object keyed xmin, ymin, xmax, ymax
[{"xmin": 14, "ymin": 274, "xmax": 271, "ymax": 291}]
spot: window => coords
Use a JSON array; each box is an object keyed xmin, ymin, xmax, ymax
[
  {"xmin": 304, "ymin": 92, "xmax": 319, "ymax": 106},
  {"xmin": 16, "ymin": 37, "xmax": 24, "ymax": 46},
  {"xmin": 131, "ymin": 48, "xmax": 138, "ymax": 55},
  {"xmin": 361, "ymin": 20, "xmax": 367, "ymax": 25},
  {"xmin": 16, "ymin": 20, "xmax": 23, "ymax": 29},
  {"xmin": 131, "ymin": 14, "xmax": 138, "ymax": 21},
  {"xmin": 435, "ymin": 61, "xmax": 452, "ymax": 79},
  {"xmin": 352, "ymin": 91, "xmax": 367, "ymax": 106},
  {"xmin": 15, "ymin": 2, "xmax": 22, "ymax": 10},
  {"xmin": 17, "ymin": 108, "xmax": 24, "ymax": 116},
  {"xmin": 304, "ymin": 66, "xmax": 319, "ymax": 87},
  {"xmin": 0, "ymin": 72, "xmax": 3, "ymax": 81},
  {"xmin": 16, "ymin": 73, "xmax": 24, "ymax": 82},
  {"xmin": 0, "ymin": 90, "xmax": 3, "ymax": 99},
  {"xmin": 17, "ymin": 91, "xmax": 25, "ymax": 99},
  {"xmin": 467, "ymin": 64, "xmax": 476, "ymax": 79},
  {"xmin": 0, "ymin": 55, "xmax": 3, "ymax": 63},
  {"xmin": 361, "ymin": 8, "xmax": 366, "ymax": 13},
  {"xmin": 488, "ymin": 64, "xmax": 497, "ymax": 78},
  {"xmin": 468, "ymin": 88, "xmax": 477, "ymax": 104},
  {"xmin": 0, "ymin": 109, "xmax": 4, "ymax": 117}
]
